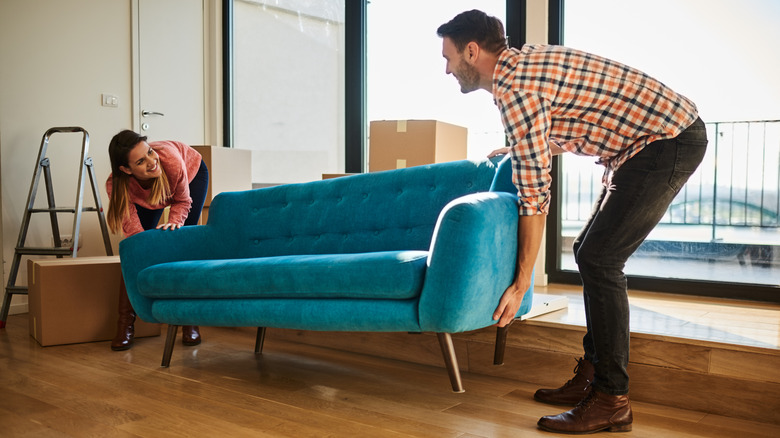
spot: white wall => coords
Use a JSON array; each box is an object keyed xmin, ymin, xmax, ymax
[
  {"xmin": 526, "ymin": 0, "xmax": 549, "ymax": 287},
  {"xmin": 526, "ymin": 0, "xmax": 548, "ymax": 44},
  {"xmin": 0, "ymin": 0, "xmax": 133, "ymax": 315},
  {"xmin": 0, "ymin": 0, "xmax": 217, "ymax": 315}
]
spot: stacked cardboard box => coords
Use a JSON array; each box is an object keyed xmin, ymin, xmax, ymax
[
  {"xmin": 369, "ymin": 120, "xmax": 467, "ymax": 172},
  {"xmin": 192, "ymin": 145, "xmax": 253, "ymax": 224},
  {"xmin": 27, "ymin": 256, "xmax": 160, "ymax": 346}
]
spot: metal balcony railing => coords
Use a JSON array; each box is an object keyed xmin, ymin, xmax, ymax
[{"xmin": 561, "ymin": 120, "xmax": 780, "ymax": 242}]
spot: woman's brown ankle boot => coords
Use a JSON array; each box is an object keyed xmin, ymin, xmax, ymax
[
  {"xmin": 111, "ymin": 283, "xmax": 136, "ymax": 351},
  {"xmin": 182, "ymin": 325, "xmax": 201, "ymax": 346}
]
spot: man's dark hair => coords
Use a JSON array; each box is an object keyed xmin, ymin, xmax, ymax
[{"xmin": 437, "ymin": 9, "xmax": 507, "ymax": 54}]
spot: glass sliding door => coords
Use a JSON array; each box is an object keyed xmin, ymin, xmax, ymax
[{"xmin": 557, "ymin": 0, "xmax": 780, "ymax": 291}]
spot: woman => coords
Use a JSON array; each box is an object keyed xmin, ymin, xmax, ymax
[{"xmin": 106, "ymin": 129, "xmax": 209, "ymax": 351}]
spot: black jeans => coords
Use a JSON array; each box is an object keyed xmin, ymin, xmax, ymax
[
  {"xmin": 572, "ymin": 118, "xmax": 708, "ymax": 395},
  {"xmin": 135, "ymin": 160, "xmax": 209, "ymax": 231}
]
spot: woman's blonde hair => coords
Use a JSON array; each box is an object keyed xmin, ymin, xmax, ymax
[{"xmin": 106, "ymin": 130, "xmax": 171, "ymax": 233}]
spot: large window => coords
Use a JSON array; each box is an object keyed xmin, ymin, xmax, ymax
[
  {"xmin": 367, "ymin": 0, "xmax": 506, "ymax": 162},
  {"xmin": 226, "ymin": 1, "xmax": 778, "ymax": 301},
  {"xmin": 232, "ymin": 0, "xmax": 345, "ymax": 185},
  {"xmin": 553, "ymin": 0, "xmax": 779, "ymax": 298}
]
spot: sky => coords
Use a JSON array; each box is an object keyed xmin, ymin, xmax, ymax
[{"xmin": 563, "ymin": 0, "xmax": 780, "ymax": 123}]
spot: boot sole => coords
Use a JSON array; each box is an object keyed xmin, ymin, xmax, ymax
[{"xmin": 537, "ymin": 422, "xmax": 632, "ymax": 434}]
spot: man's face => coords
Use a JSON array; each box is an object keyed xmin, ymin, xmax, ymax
[{"xmin": 442, "ymin": 37, "xmax": 480, "ymax": 94}]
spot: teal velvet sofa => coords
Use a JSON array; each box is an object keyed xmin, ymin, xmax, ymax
[{"xmin": 119, "ymin": 157, "xmax": 533, "ymax": 392}]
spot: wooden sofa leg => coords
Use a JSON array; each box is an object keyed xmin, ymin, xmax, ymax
[
  {"xmin": 436, "ymin": 333, "xmax": 464, "ymax": 393},
  {"xmin": 255, "ymin": 327, "xmax": 266, "ymax": 354},
  {"xmin": 161, "ymin": 324, "xmax": 179, "ymax": 367},
  {"xmin": 494, "ymin": 319, "xmax": 515, "ymax": 365}
]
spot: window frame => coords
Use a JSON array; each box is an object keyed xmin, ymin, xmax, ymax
[{"xmin": 545, "ymin": 0, "xmax": 779, "ymax": 303}]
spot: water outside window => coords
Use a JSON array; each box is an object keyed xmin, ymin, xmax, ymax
[{"xmin": 561, "ymin": 0, "xmax": 780, "ymax": 286}]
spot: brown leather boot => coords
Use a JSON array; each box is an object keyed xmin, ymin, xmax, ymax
[
  {"xmin": 182, "ymin": 325, "xmax": 201, "ymax": 346},
  {"xmin": 537, "ymin": 388, "xmax": 632, "ymax": 434},
  {"xmin": 111, "ymin": 283, "xmax": 136, "ymax": 351},
  {"xmin": 534, "ymin": 357, "xmax": 594, "ymax": 406}
]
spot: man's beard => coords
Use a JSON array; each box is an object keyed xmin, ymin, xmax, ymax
[{"xmin": 456, "ymin": 60, "xmax": 481, "ymax": 94}]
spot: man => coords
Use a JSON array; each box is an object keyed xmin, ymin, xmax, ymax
[{"xmin": 437, "ymin": 10, "xmax": 707, "ymax": 434}]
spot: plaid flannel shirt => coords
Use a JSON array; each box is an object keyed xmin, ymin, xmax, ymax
[{"xmin": 493, "ymin": 45, "xmax": 699, "ymax": 215}]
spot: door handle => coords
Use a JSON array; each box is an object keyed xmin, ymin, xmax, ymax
[{"xmin": 142, "ymin": 110, "xmax": 165, "ymax": 117}]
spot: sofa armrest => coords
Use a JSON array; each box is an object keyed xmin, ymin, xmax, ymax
[
  {"xmin": 418, "ymin": 192, "xmax": 533, "ymax": 333},
  {"xmin": 119, "ymin": 225, "xmax": 221, "ymax": 323}
]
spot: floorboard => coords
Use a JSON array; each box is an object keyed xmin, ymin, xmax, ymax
[{"xmin": 2, "ymin": 312, "xmax": 779, "ymax": 437}]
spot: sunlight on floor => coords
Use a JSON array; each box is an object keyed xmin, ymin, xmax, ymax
[{"xmin": 531, "ymin": 284, "xmax": 780, "ymax": 350}]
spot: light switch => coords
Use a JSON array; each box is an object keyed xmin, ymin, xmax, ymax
[{"xmin": 101, "ymin": 93, "xmax": 119, "ymax": 108}]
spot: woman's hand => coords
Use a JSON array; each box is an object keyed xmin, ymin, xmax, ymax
[{"xmin": 156, "ymin": 222, "xmax": 182, "ymax": 231}]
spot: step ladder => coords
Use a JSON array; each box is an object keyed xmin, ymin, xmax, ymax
[{"xmin": 0, "ymin": 127, "xmax": 113, "ymax": 328}]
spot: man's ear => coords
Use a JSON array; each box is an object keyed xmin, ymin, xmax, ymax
[{"xmin": 465, "ymin": 41, "xmax": 480, "ymax": 63}]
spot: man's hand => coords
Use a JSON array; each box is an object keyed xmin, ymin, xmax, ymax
[
  {"xmin": 492, "ymin": 213, "xmax": 546, "ymax": 327},
  {"xmin": 487, "ymin": 146, "xmax": 511, "ymax": 158},
  {"xmin": 493, "ymin": 276, "xmax": 531, "ymax": 327}
]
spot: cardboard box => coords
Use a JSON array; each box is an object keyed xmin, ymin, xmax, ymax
[
  {"xmin": 322, "ymin": 173, "xmax": 358, "ymax": 179},
  {"xmin": 369, "ymin": 120, "xmax": 467, "ymax": 172},
  {"xmin": 199, "ymin": 206, "xmax": 209, "ymax": 225},
  {"xmin": 192, "ymin": 145, "xmax": 253, "ymax": 206},
  {"xmin": 27, "ymin": 256, "xmax": 160, "ymax": 346},
  {"xmin": 160, "ymin": 205, "xmax": 208, "ymax": 225}
]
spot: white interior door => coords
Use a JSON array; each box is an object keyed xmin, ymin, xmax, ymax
[{"xmin": 135, "ymin": 0, "xmax": 205, "ymax": 144}]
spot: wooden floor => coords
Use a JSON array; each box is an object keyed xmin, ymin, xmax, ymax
[{"xmin": 2, "ymin": 312, "xmax": 779, "ymax": 437}]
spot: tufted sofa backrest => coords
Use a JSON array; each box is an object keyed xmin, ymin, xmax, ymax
[{"xmin": 206, "ymin": 159, "xmax": 503, "ymax": 258}]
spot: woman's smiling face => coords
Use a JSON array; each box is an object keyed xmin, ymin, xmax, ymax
[{"xmin": 120, "ymin": 141, "xmax": 161, "ymax": 181}]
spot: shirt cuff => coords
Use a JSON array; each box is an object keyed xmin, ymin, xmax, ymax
[{"xmin": 517, "ymin": 193, "xmax": 550, "ymax": 216}]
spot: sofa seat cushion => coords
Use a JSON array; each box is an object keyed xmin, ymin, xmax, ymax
[{"xmin": 136, "ymin": 250, "xmax": 429, "ymax": 300}]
